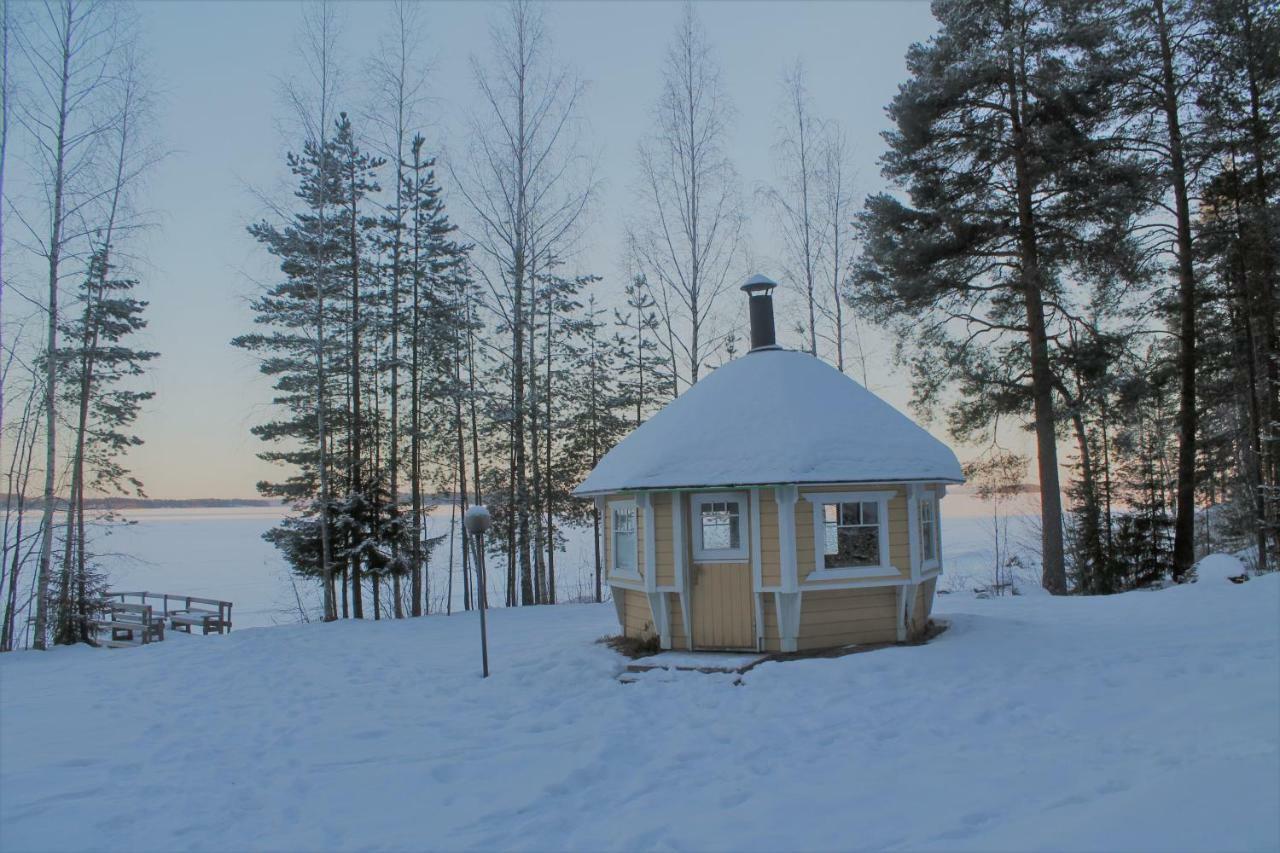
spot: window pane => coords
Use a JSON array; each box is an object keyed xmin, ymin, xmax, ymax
[
  {"xmin": 823, "ymin": 522, "xmax": 839, "ymax": 555},
  {"xmin": 703, "ymin": 517, "xmax": 731, "ymax": 549},
  {"xmin": 922, "ymin": 522, "xmax": 935, "ymax": 561},
  {"xmin": 824, "ymin": 503, "xmax": 838, "ymax": 524},
  {"xmin": 840, "ymin": 502, "xmax": 860, "ymax": 526},
  {"xmin": 861, "ymin": 501, "xmax": 878, "ymax": 525},
  {"xmin": 615, "ymin": 530, "xmax": 636, "ymax": 570},
  {"xmin": 613, "ymin": 506, "xmax": 637, "ymax": 571},
  {"xmin": 844, "ymin": 526, "xmax": 880, "ymax": 566},
  {"xmin": 827, "ymin": 525, "xmax": 879, "ymax": 568},
  {"xmin": 699, "ymin": 500, "xmax": 741, "ymax": 553},
  {"xmin": 613, "ymin": 508, "xmax": 634, "ymax": 534}
]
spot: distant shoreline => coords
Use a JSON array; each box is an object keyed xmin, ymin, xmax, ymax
[
  {"xmin": 2, "ymin": 496, "xmax": 283, "ymax": 510},
  {"xmin": 2, "ymin": 495, "xmax": 461, "ymax": 511}
]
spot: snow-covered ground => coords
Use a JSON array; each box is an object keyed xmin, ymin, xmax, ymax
[{"xmin": 2, "ymin": 555, "xmax": 1276, "ymax": 852}]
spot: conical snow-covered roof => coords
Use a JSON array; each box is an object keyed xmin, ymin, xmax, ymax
[{"xmin": 574, "ymin": 349, "xmax": 963, "ymax": 496}]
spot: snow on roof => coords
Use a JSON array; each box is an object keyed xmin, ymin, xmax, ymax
[{"xmin": 575, "ymin": 349, "xmax": 964, "ymax": 495}]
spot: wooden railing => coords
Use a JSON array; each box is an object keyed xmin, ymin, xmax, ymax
[{"xmin": 107, "ymin": 592, "xmax": 233, "ymax": 635}]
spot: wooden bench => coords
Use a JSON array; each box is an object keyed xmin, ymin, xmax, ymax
[
  {"xmin": 109, "ymin": 592, "xmax": 233, "ymax": 636},
  {"xmin": 167, "ymin": 596, "xmax": 233, "ymax": 635},
  {"xmin": 87, "ymin": 602, "xmax": 165, "ymax": 648}
]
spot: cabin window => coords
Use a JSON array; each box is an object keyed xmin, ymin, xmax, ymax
[
  {"xmin": 802, "ymin": 490, "xmax": 897, "ymax": 579},
  {"xmin": 691, "ymin": 492, "xmax": 749, "ymax": 561},
  {"xmin": 919, "ymin": 495, "xmax": 938, "ymax": 566},
  {"xmin": 822, "ymin": 501, "xmax": 881, "ymax": 568},
  {"xmin": 610, "ymin": 500, "xmax": 638, "ymax": 577}
]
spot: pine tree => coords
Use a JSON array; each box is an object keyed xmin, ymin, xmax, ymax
[
  {"xmin": 54, "ymin": 250, "xmax": 157, "ymax": 642},
  {"xmin": 1192, "ymin": 0, "xmax": 1279, "ymax": 570},
  {"xmin": 614, "ymin": 275, "xmax": 671, "ymax": 427},
  {"xmin": 854, "ymin": 0, "xmax": 1150, "ymax": 594},
  {"xmin": 235, "ymin": 131, "xmax": 348, "ymax": 607}
]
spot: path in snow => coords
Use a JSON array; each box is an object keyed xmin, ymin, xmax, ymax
[{"xmin": 3, "ymin": 561, "xmax": 1272, "ymax": 851}]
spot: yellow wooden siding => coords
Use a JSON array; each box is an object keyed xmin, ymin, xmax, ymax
[
  {"xmin": 619, "ymin": 588, "xmax": 657, "ymax": 639},
  {"xmin": 795, "ymin": 499, "xmax": 816, "ymax": 577},
  {"xmin": 796, "ymin": 586, "xmax": 899, "ymax": 650},
  {"xmin": 796, "ymin": 485, "xmax": 911, "ymax": 584},
  {"xmin": 653, "ymin": 493, "xmax": 675, "ymax": 587},
  {"xmin": 759, "ymin": 491, "xmax": 781, "ymax": 586},
  {"xmin": 691, "ymin": 562, "xmax": 754, "ymax": 649}
]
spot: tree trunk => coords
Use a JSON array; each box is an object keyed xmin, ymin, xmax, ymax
[
  {"xmin": 33, "ymin": 5, "xmax": 76, "ymax": 650},
  {"xmin": 1151, "ymin": 0, "xmax": 1199, "ymax": 582},
  {"xmin": 1007, "ymin": 41, "xmax": 1067, "ymax": 595}
]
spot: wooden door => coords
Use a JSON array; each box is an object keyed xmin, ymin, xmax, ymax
[{"xmin": 691, "ymin": 562, "xmax": 755, "ymax": 650}]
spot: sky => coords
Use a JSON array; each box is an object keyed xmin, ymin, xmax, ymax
[{"xmin": 9, "ymin": 0, "xmax": 949, "ymax": 500}]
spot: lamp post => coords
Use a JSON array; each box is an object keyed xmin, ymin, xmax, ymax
[{"xmin": 463, "ymin": 505, "xmax": 491, "ymax": 678}]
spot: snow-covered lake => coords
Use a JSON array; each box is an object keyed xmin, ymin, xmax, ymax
[{"xmin": 92, "ymin": 492, "xmax": 1039, "ymax": 628}]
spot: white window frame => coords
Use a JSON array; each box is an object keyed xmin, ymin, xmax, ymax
[
  {"xmin": 691, "ymin": 491, "xmax": 749, "ymax": 562},
  {"xmin": 919, "ymin": 490, "xmax": 940, "ymax": 571},
  {"xmin": 803, "ymin": 490, "xmax": 897, "ymax": 580},
  {"xmin": 608, "ymin": 498, "xmax": 641, "ymax": 581}
]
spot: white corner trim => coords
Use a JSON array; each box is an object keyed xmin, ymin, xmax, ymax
[
  {"xmin": 638, "ymin": 492, "xmax": 657, "ymax": 593},
  {"xmin": 904, "ymin": 582, "xmax": 919, "ymax": 637},
  {"xmin": 907, "ymin": 484, "xmax": 922, "ymax": 582},
  {"xmin": 690, "ymin": 490, "xmax": 750, "ymax": 562},
  {"xmin": 750, "ymin": 489, "xmax": 764, "ymax": 649},
  {"xmin": 671, "ymin": 492, "xmax": 686, "ymax": 589},
  {"xmin": 646, "ymin": 591, "xmax": 671, "ymax": 649},
  {"xmin": 801, "ymin": 489, "xmax": 895, "ymax": 580},
  {"xmin": 670, "ymin": 492, "xmax": 692, "ymax": 648},
  {"xmin": 775, "ymin": 591, "xmax": 802, "ymax": 653},
  {"xmin": 775, "ymin": 485, "xmax": 799, "ymax": 593},
  {"xmin": 896, "ymin": 586, "xmax": 909, "ymax": 642}
]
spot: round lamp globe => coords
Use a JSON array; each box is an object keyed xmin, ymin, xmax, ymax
[{"xmin": 464, "ymin": 504, "xmax": 492, "ymax": 535}]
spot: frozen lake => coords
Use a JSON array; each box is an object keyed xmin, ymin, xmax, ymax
[{"xmin": 92, "ymin": 492, "xmax": 1040, "ymax": 629}]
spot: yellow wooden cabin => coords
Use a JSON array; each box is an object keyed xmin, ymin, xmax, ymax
[{"xmin": 573, "ymin": 275, "xmax": 963, "ymax": 653}]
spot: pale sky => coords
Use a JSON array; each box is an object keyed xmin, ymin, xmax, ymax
[{"xmin": 12, "ymin": 0, "xmax": 948, "ymax": 499}]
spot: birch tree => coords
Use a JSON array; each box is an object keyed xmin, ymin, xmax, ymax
[
  {"xmin": 14, "ymin": 0, "xmax": 128, "ymax": 648},
  {"xmin": 630, "ymin": 2, "xmax": 744, "ymax": 392},
  {"xmin": 452, "ymin": 0, "xmax": 592, "ymax": 605},
  {"xmin": 766, "ymin": 61, "xmax": 824, "ymax": 357}
]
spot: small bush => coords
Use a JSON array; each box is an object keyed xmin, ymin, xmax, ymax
[{"xmin": 598, "ymin": 633, "xmax": 661, "ymax": 659}]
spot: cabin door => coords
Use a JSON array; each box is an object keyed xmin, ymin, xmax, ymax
[{"xmin": 691, "ymin": 563, "xmax": 755, "ymax": 649}]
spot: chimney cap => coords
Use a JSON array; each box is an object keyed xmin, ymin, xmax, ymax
[{"xmin": 740, "ymin": 273, "xmax": 777, "ymax": 294}]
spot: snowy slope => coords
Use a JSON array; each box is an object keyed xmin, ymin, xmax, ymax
[
  {"xmin": 576, "ymin": 349, "xmax": 963, "ymax": 494},
  {"xmin": 2, "ymin": 565, "xmax": 1276, "ymax": 852}
]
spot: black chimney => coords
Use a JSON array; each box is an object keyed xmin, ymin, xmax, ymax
[{"xmin": 741, "ymin": 274, "xmax": 779, "ymax": 351}]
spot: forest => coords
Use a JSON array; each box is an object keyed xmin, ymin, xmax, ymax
[{"xmin": 0, "ymin": 0, "xmax": 1275, "ymax": 648}]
